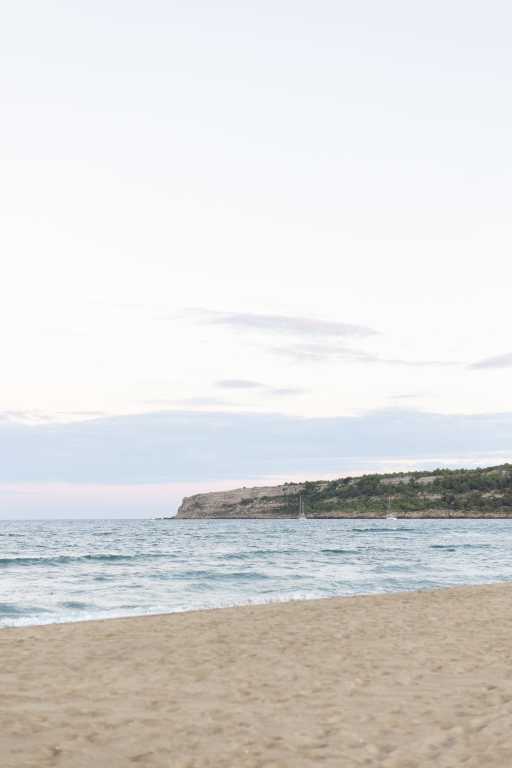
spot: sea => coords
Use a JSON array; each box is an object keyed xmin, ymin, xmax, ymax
[{"xmin": 1, "ymin": 518, "xmax": 512, "ymax": 628}]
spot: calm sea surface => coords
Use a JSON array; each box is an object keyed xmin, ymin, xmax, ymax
[{"xmin": 1, "ymin": 518, "xmax": 512, "ymax": 628}]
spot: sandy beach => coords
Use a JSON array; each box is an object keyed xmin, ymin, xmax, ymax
[{"xmin": 2, "ymin": 584, "xmax": 512, "ymax": 768}]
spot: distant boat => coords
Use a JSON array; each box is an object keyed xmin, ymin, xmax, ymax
[
  {"xmin": 298, "ymin": 494, "xmax": 307, "ymax": 520},
  {"xmin": 386, "ymin": 495, "xmax": 397, "ymax": 521}
]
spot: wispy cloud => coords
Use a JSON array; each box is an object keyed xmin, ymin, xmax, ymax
[
  {"xmin": 215, "ymin": 379, "xmax": 305, "ymax": 397},
  {"xmin": 0, "ymin": 410, "xmax": 106, "ymax": 425},
  {"xmin": 272, "ymin": 343, "xmax": 375, "ymax": 364},
  {"xmin": 269, "ymin": 387, "xmax": 305, "ymax": 397},
  {"xmin": 143, "ymin": 397, "xmax": 237, "ymax": 407},
  {"xmin": 192, "ymin": 309, "xmax": 377, "ymax": 339},
  {"xmin": 271, "ymin": 343, "xmax": 459, "ymax": 368},
  {"xmin": 388, "ymin": 393, "xmax": 430, "ymax": 400},
  {"xmin": 191, "ymin": 309, "xmax": 463, "ymax": 369},
  {"xmin": 469, "ymin": 352, "xmax": 512, "ymax": 370},
  {"xmin": 0, "ymin": 410, "xmax": 52, "ymax": 424},
  {"xmin": 216, "ymin": 379, "xmax": 265, "ymax": 390}
]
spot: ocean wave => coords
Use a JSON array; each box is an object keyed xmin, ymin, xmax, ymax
[
  {"xmin": 320, "ymin": 548, "xmax": 361, "ymax": 555},
  {"xmin": 351, "ymin": 527, "xmax": 408, "ymax": 533},
  {"xmin": 0, "ymin": 552, "xmax": 179, "ymax": 568},
  {"xmin": 0, "ymin": 602, "xmax": 50, "ymax": 617},
  {"xmin": 430, "ymin": 543, "xmax": 492, "ymax": 552},
  {"xmin": 0, "ymin": 554, "xmax": 131, "ymax": 567},
  {"xmin": 430, "ymin": 545, "xmax": 457, "ymax": 551},
  {"xmin": 372, "ymin": 563, "xmax": 414, "ymax": 573},
  {"xmin": 223, "ymin": 549, "xmax": 302, "ymax": 559},
  {"xmin": 151, "ymin": 569, "xmax": 269, "ymax": 581},
  {"xmin": 151, "ymin": 569, "xmax": 214, "ymax": 580},
  {"xmin": 211, "ymin": 571, "xmax": 269, "ymax": 580}
]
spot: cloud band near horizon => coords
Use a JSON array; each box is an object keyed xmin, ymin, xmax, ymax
[{"xmin": 1, "ymin": 408, "xmax": 512, "ymax": 486}]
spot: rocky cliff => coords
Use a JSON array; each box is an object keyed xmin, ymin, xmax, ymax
[
  {"xmin": 176, "ymin": 482, "xmax": 307, "ymax": 519},
  {"xmin": 175, "ymin": 464, "xmax": 512, "ymax": 519}
]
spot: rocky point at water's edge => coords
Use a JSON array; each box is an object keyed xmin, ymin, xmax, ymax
[{"xmin": 176, "ymin": 483, "xmax": 306, "ymax": 519}]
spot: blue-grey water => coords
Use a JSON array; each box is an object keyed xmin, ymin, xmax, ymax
[{"xmin": 1, "ymin": 518, "xmax": 512, "ymax": 628}]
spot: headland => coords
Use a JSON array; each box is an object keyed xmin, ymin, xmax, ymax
[{"xmin": 176, "ymin": 463, "xmax": 512, "ymax": 519}]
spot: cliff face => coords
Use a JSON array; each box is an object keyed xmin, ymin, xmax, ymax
[
  {"xmin": 175, "ymin": 464, "xmax": 512, "ymax": 519},
  {"xmin": 176, "ymin": 483, "xmax": 307, "ymax": 519}
]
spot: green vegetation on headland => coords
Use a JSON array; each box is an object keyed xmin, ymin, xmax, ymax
[
  {"xmin": 298, "ymin": 464, "xmax": 512, "ymax": 517},
  {"xmin": 176, "ymin": 464, "xmax": 512, "ymax": 518}
]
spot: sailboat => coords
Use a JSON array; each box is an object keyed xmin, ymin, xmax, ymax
[
  {"xmin": 298, "ymin": 494, "xmax": 307, "ymax": 520},
  {"xmin": 385, "ymin": 495, "xmax": 397, "ymax": 521}
]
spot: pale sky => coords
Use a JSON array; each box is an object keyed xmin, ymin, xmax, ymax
[{"xmin": 2, "ymin": 1, "xmax": 512, "ymax": 517}]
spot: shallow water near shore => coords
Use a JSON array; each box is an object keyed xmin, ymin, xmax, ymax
[{"xmin": 2, "ymin": 518, "xmax": 512, "ymax": 627}]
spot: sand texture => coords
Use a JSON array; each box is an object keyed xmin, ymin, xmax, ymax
[{"xmin": 2, "ymin": 584, "xmax": 512, "ymax": 767}]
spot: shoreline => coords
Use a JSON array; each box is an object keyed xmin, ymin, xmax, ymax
[
  {"xmin": 2, "ymin": 584, "xmax": 512, "ymax": 767},
  {"xmin": 168, "ymin": 514, "xmax": 512, "ymax": 519},
  {"xmin": 1, "ymin": 579, "xmax": 511, "ymax": 632}
]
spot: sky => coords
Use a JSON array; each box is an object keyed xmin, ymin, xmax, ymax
[{"xmin": 1, "ymin": 1, "xmax": 512, "ymax": 517}]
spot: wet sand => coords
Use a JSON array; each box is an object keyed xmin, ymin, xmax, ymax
[{"xmin": 2, "ymin": 584, "xmax": 512, "ymax": 767}]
